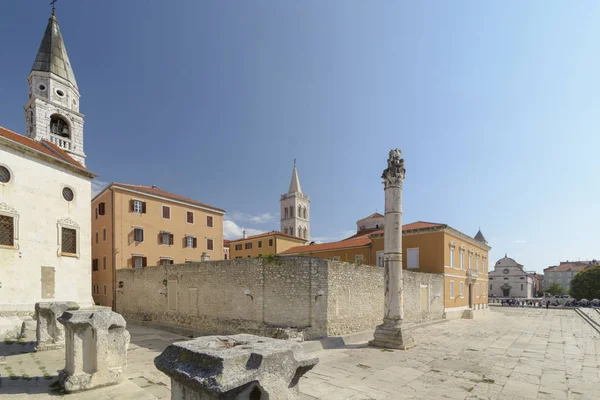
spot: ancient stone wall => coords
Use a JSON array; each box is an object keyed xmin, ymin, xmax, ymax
[{"xmin": 116, "ymin": 257, "xmax": 444, "ymax": 340}]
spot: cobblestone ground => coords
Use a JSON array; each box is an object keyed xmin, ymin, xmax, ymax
[
  {"xmin": 0, "ymin": 308, "xmax": 598, "ymax": 399},
  {"xmin": 300, "ymin": 308, "xmax": 600, "ymax": 400}
]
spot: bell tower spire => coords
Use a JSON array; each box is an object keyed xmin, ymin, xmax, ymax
[
  {"xmin": 280, "ymin": 160, "xmax": 310, "ymax": 241},
  {"xmin": 24, "ymin": 10, "xmax": 86, "ymax": 165}
]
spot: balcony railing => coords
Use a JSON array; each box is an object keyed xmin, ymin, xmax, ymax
[
  {"xmin": 467, "ymin": 268, "xmax": 479, "ymax": 279},
  {"xmin": 49, "ymin": 134, "xmax": 72, "ymax": 151}
]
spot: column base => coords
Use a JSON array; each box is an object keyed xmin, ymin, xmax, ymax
[{"xmin": 369, "ymin": 320, "xmax": 416, "ymax": 350}]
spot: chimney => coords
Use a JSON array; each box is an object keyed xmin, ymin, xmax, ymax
[
  {"xmin": 151, "ymin": 185, "xmax": 157, "ymax": 189},
  {"xmin": 243, "ymin": 230, "xmax": 247, "ymax": 239}
]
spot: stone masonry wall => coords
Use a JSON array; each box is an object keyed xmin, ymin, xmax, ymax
[
  {"xmin": 325, "ymin": 262, "xmax": 445, "ymax": 336},
  {"xmin": 116, "ymin": 257, "xmax": 444, "ymax": 340}
]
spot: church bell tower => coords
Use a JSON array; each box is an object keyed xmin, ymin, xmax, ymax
[
  {"xmin": 280, "ymin": 160, "xmax": 310, "ymax": 240},
  {"xmin": 24, "ymin": 11, "xmax": 86, "ymax": 165}
]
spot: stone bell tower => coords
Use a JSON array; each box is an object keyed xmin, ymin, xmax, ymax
[
  {"xmin": 24, "ymin": 11, "xmax": 86, "ymax": 165},
  {"xmin": 280, "ymin": 160, "xmax": 310, "ymax": 240}
]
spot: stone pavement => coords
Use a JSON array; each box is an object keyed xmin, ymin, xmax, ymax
[
  {"xmin": 299, "ymin": 308, "xmax": 600, "ymax": 400},
  {"xmin": 0, "ymin": 308, "xmax": 598, "ymax": 399}
]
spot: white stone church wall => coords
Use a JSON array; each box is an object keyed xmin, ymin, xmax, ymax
[{"xmin": 0, "ymin": 146, "xmax": 93, "ymax": 314}]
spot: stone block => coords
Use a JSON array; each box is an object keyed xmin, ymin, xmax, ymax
[
  {"xmin": 57, "ymin": 308, "xmax": 130, "ymax": 392},
  {"xmin": 35, "ymin": 301, "xmax": 80, "ymax": 350},
  {"xmin": 154, "ymin": 334, "xmax": 319, "ymax": 399}
]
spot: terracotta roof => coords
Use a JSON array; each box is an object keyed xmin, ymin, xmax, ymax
[
  {"xmin": 228, "ymin": 230, "xmax": 308, "ymax": 243},
  {"xmin": 360, "ymin": 212, "xmax": 384, "ymax": 220},
  {"xmin": 223, "ymin": 240, "xmax": 231, "ymax": 247},
  {"xmin": 0, "ymin": 125, "xmax": 86, "ymax": 170},
  {"xmin": 112, "ymin": 183, "xmax": 225, "ymax": 213},
  {"xmin": 282, "ymin": 221, "xmax": 446, "ymax": 255},
  {"xmin": 544, "ymin": 261, "xmax": 597, "ymax": 272}
]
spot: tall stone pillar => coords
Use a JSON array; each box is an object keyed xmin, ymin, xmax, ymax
[{"xmin": 369, "ymin": 149, "xmax": 416, "ymax": 350}]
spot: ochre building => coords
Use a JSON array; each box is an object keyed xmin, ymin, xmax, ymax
[
  {"xmin": 282, "ymin": 217, "xmax": 491, "ymax": 319},
  {"xmin": 91, "ymin": 183, "xmax": 225, "ymax": 308},
  {"xmin": 228, "ymin": 231, "xmax": 307, "ymax": 259}
]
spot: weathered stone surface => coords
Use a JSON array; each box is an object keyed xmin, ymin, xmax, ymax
[
  {"xmin": 57, "ymin": 308, "xmax": 130, "ymax": 392},
  {"xmin": 154, "ymin": 334, "xmax": 319, "ymax": 399},
  {"xmin": 370, "ymin": 320, "xmax": 416, "ymax": 350},
  {"xmin": 35, "ymin": 301, "xmax": 79, "ymax": 350}
]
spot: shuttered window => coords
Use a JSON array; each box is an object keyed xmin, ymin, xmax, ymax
[
  {"xmin": 187, "ymin": 211, "xmax": 194, "ymax": 223},
  {"xmin": 207, "ymin": 216, "xmax": 213, "ymax": 227},
  {"xmin": 163, "ymin": 206, "xmax": 171, "ymax": 219},
  {"xmin": 207, "ymin": 238, "xmax": 214, "ymax": 251},
  {"xmin": 98, "ymin": 202, "xmax": 106, "ymax": 215}
]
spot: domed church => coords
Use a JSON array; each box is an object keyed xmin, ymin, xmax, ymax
[{"xmin": 488, "ymin": 255, "xmax": 535, "ymax": 298}]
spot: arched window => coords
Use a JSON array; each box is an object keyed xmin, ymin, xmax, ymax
[
  {"xmin": 289, "ymin": 206, "xmax": 294, "ymax": 218},
  {"xmin": 303, "ymin": 207, "xmax": 307, "ymax": 219},
  {"xmin": 284, "ymin": 208, "xmax": 288, "ymax": 219},
  {"xmin": 284, "ymin": 227, "xmax": 288, "ymax": 235},
  {"xmin": 298, "ymin": 205, "xmax": 302, "ymax": 217},
  {"xmin": 303, "ymin": 227, "xmax": 307, "ymax": 239},
  {"xmin": 50, "ymin": 114, "xmax": 70, "ymax": 138},
  {"xmin": 298, "ymin": 227, "xmax": 301, "ymax": 237}
]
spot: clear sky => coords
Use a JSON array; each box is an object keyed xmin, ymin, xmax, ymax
[{"xmin": 1, "ymin": 1, "xmax": 599, "ymax": 273}]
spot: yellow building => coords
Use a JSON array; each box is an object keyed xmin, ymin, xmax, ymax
[
  {"xmin": 282, "ymin": 219, "xmax": 491, "ymax": 319},
  {"xmin": 91, "ymin": 183, "xmax": 225, "ymax": 308},
  {"xmin": 228, "ymin": 231, "xmax": 307, "ymax": 259}
]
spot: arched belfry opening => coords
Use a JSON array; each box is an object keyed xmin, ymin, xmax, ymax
[{"xmin": 50, "ymin": 114, "xmax": 70, "ymax": 138}]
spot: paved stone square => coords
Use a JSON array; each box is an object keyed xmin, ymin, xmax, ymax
[
  {"xmin": 0, "ymin": 308, "xmax": 598, "ymax": 399},
  {"xmin": 300, "ymin": 308, "xmax": 600, "ymax": 400}
]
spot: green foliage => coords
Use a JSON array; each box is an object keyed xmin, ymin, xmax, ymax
[
  {"xmin": 261, "ymin": 254, "xmax": 282, "ymax": 266},
  {"xmin": 569, "ymin": 265, "xmax": 600, "ymax": 300},
  {"xmin": 545, "ymin": 282, "xmax": 565, "ymax": 296}
]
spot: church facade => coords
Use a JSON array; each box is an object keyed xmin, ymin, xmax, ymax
[
  {"xmin": 0, "ymin": 12, "xmax": 95, "ymax": 314},
  {"xmin": 488, "ymin": 255, "xmax": 534, "ymax": 298}
]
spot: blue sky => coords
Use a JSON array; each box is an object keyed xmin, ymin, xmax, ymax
[{"xmin": 1, "ymin": 1, "xmax": 599, "ymax": 273}]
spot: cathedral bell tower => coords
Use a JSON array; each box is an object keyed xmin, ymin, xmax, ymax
[
  {"xmin": 280, "ymin": 160, "xmax": 310, "ymax": 240},
  {"xmin": 24, "ymin": 11, "xmax": 86, "ymax": 165}
]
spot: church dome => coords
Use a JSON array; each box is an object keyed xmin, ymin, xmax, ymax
[{"xmin": 494, "ymin": 254, "xmax": 522, "ymax": 268}]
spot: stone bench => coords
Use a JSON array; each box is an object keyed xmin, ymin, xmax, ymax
[{"xmin": 154, "ymin": 334, "xmax": 319, "ymax": 399}]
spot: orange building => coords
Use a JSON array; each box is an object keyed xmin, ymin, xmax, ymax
[
  {"xmin": 91, "ymin": 183, "xmax": 225, "ymax": 308},
  {"xmin": 228, "ymin": 231, "xmax": 307, "ymax": 259},
  {"xmin": 282, "ymin": 218, "xmax": 491, "ymax": 319}
]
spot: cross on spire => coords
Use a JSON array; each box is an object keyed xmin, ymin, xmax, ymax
[{"xmin": 50, "ymin": 0, "xmax": 58, "ymax": 15}]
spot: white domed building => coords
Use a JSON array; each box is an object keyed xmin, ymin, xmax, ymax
[{"xmin": 488, "ymin": 254, "xmax": 534, "ymax": 298}]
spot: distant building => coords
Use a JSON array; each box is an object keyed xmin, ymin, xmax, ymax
[
  {"xmin": 0, "ymin": 12, "xmax": 96, "ymax": 314},
  {"xmin": 488, "ymin": 255, "xmax": 534, "ymax": 298},
  {"xmin": 543, "ymin": 260, "xmax": 598, "ymax": 291},
  {"xmin": 91, "ymin": 183, "xmax": 225, "ymax": 308},
  {"xmin": 223, "ymin": 239, "xmax": 230, "ymax": 260},
  {"xmin": 228, "ymin": 231, "xmax": 307, "ymax": 259},
  {"xmin": 280, "ymin": 161, "xmax": 310, "ymax": 240},
  {"xmin": 282, "ymin": 216, "xmax": 491, "ymax": 320}
]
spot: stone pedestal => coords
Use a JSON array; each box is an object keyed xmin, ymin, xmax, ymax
[
  {"xmin": 154, "ymin": 334, "xmax": 319, "ymax": 399},
  {"xmin": 57, "ymin": 309, "xmax": 130, "ymax": 392},
  {"xmin": 371, "ymin": 320, "xmax": 416, "ymax": 350},
  {"xmin": 35, "ymin": 301, "xmax": 80, "ymax": 351}
]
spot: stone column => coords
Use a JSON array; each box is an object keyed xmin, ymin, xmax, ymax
[
  {"xmin": 57, "ymin": 309, "xmax": 130, "ymax": 392},
  {"xmin": 35, "ymin": 301, "xmax": 80, "ymax": 351},
  {"xmin": 154, "ymin": 334, "xmax": 319, "ymax": 399},
  {"xmin": 370, "ymin": 149, "xmax": 416, "ymax": 350}
]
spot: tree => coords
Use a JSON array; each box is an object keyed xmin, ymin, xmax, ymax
[
  {"xmin": 545, "ymin": 282, "xmax": 565, "ymax": 296},
  {"xmin": 570, "ymin": 265, "xmax": 600, "ymax": 300}
]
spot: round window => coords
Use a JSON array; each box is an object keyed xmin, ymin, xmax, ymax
[
  {"xmin": 503, "ymin": 269, "xmax": 510, "ymax": 274},
  {"xmin": 0, "ymin": 166, "xmax": 11, "ymax": 183},
  {"xmin": 62, "ymin": 187, "xmax": 74, "ymax": 201},
  {"xmin": 38, "ymin": 84, "xmax": 46, "ymax": 91},
  {"xmin": 56, "ymin": 89, "xmax": 65, "ymax": 97}
]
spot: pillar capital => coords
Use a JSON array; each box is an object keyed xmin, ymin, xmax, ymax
[{"xmin": 382, "ymin": 148, "xmax": 406, "ymax": 188}]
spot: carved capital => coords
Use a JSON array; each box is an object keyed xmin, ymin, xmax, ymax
[{"xmin": 381, "ymin": 148, "xmax": 406, "ymax": 188}]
